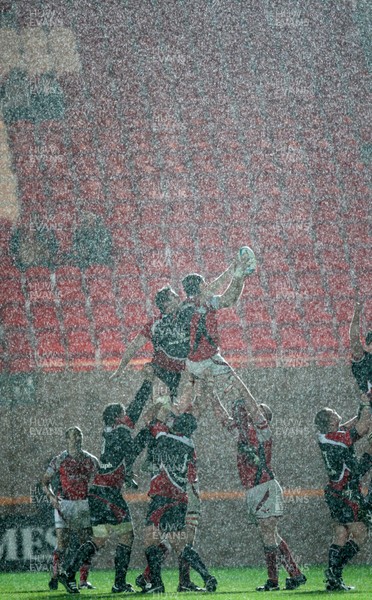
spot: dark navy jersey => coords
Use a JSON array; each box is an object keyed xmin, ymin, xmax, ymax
[
  {"xmin": 351, "ymin": 351, "xmax": 372, "ymax": 394},
  {"xmin": 317, "ymin": 427, "xmax": 360, "ymax": 491},
  {"xmin": 149, "ymin": 430, "xmax": 197, "ymax": 501},
  {"xmin": 93, "ymin": 424, "xmax": 135, "ymax": 489}
]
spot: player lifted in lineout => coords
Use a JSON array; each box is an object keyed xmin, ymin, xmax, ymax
[
  {"xmin": 349, "ymin": 291, "xmax": 372, "ymax": 401},
  {"xmin": 111, "ymin": 246, "xmax": 257, "ymax": 415}
]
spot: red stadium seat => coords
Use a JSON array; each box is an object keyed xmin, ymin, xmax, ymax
[
  {"xmin": 219, "ymin": 325, "xmax": 247, "ymax": 350},
  {"xmin": 8, "ymin": 356, "xmax": 36, "ymax": 373},
  {"xmin": 63, "ymin": 304, "xmax": 91, "ymax": 330},
  {"xmin": 111, "ymin": 227, "xmax": 136, "ymax": 252},
  {"xmin": 197, "ymin": 225, "xmax": 225, "ymax": 249},
  {"xmin": 242, "ymin": 300, "xmax": 271, "ymax": 324},
  {"xmin": 268, "ymin": 275, "xmax": 296, "ymax": 299},
  {"xmin": 31, "ymin": 304, "xmax": 60, "ymax": 330},
  {"xmin": 115, "ymin": 254, "xmax": 140, "ymax": 277},
  {"xmin": 326, "ymin": 273, "xmax": 354, "ymax": 298},
  {"xmin": 279, "ymin": 326, "xmax": 308, "ymax": 350},
  {"xmin": 248, "ymin": 326, "xmax": 277, "ymax": 352},
  {"xmin": 57, "ymin": 277, "xmax": 86, "ymax": 304},
  {"xmin": 320, "ymin": 244, "xmax": 348, "ymax": 271},
  {"xmin": 92, "ymin": 303, "xmax": 121, "ymax": 330},
  {"xmin": 66, "ymin": 329, "xmax": 95, "ymax": 357},
  {"xmin": 84, "ymin": 265, "xmax": 113, "ymax": 280},
  {"xmin": 331, "ymin": 299, "xmax": 353, "ymax": 324},
  {"xmin": 116, "ymin": 278, "xmax": 146, "ymax": 304},
  {"xmin": 302, "ymin": 299, "xmax": 332, "ymax": 323},
  {"xmin": 273, "ymin": 300, "xmax": 301, "ymax": 324},
  {"xmin": 141, "ymin": 250, "xmax": 171, "ymax": 277},
  {"xmin": 6, "ymin": 330, "xmax": 33, "ymax": 356},
  {"xmin": 97, "ymin": 329, "xmax": 125, "ymax": 357},
  {"xmin": 261, "ymin": 250, "xmax": 290, "ymax": 274},
  {"xmin": 86, "ymin": 277, "xmax": 115, "ymax": 304},
  {"xmin": 1, "ymin": 303, "xmax": 28, "ymax": 327},
  {"xmin": 121, "ymin": 303, "xmax": 148, "ymax": 328},
  {"xmin": 291, "ymin": 248, "xmax": 319, "ymax": 272},
  {"xmin": 310, "ymin": 325, "xmax": 338, "ymax": 350},
  {"xmin": 297, "ymin": 273, "xmax": 325, "ymax": 297},
  {"xmin": 0, "ymin": 278, "xmax": 25, "ymax": 304},
  {"xmin": 36, "ymin": 331, "xmax": 65, "ymax": 357}
]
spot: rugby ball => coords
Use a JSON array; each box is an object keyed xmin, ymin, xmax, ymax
[{"xmin": 237, "ymin": 246, "xmax": 257, "ymax": 276}]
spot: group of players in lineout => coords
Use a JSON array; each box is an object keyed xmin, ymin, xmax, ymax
[{"xmin": 41, "ymin": 251, "xmax": 372, "ymax": 594}]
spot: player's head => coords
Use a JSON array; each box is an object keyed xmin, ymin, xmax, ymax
[
  {"xmin": 314, "ymin": 408, "xmax": 341, "ymax": 433},
  {"xmin": 172, "ymin": 413, "xmax": 198, "ymax": 437},
  {"xmin": 182, "ymin": 273, "xmax": 205, "ymax": 298},
  {"xmin": 155, "ymin": 286, "xmax": 180, "ymax": 315},
  {"xmin": 365, "ymin": 331, "xmax": 372, "ymax": 350},
  {"xmin": 103, "ymin": 403, "xmax": 125, "ymax": 426},
  {"xmin": 65, "ymin": 426, "xmax": 83, "ymax": 449},
  {"xmin": 259, "ymin": 403, "xmax": 273, "ymax": 422}
]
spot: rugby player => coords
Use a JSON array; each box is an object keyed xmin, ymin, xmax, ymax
[
  {"xmin": 134, "ymin": 377, "xmax": 206, "ymax": 593},
  {"xmin": 42, "ymin": 427, "xmax": 99, "ymax": 591},
  {"xmin": 349, "ymin": 294, "xmax": 372, "ymax": 400},
  {"xmin": 178, "ymin": 256, "xmax": 257, "ymax": 416},
  {"xmin": 315, "ymin": 403, "xmax": 372, "ymax": 591},
  {"xmin": 140, "ymin": 403, "xmax": 217, "ymax": 594},
  {"xmin": 58, "ymin": 404, "xmax": 139, "ymax": 594},
  {"xmin": 209, "ymin": 379, "xmax": 306, "ymax": 592}
]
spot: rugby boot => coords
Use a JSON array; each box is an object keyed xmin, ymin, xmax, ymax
[
  {"xmin": 205, "ymin": 576, "xmax": 218, "ymax": 592},
  {"xmin": 58, "ymin": 572, "xmax": 80, "ymax": 594},
  {"xmin": 112, "ymin": 582, "xmax": 136, "ymax": 593},
  {"xmin": 285, "ymin": 573, "xmax": 307, "ymax": 590},
  {"xmin": 79, "ymin": 580, "xmax": 96, "ymax": 589},
  {"xmin": 177, "ymin": 581, "xmax": 206, "ymax": 592},
  {"xmin": 256, "ymin": 579, "xmax": 280, "ymax": 591},
  {"xmin": 48, "ymin": 577, "xmax": 58, "ymax": 590}
]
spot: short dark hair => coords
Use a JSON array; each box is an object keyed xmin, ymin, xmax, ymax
[
  {"xmin": 173, "ymin": 413, "xmax": 198, "ymax": 437},
  {"xmin": 314, "ymin": 408, "xmax": 332, "ymax": 433},
  {"xmin": 155, "ymin": 286, "xmax": 176, "ymax": 314},
  {"xmin": 103, "ymin": 403, "xmax": 124, "ymax": 426},
  {"xmin": 260, "ymin": 404, "xmax": 273, "ymax": 422},
  {"xmin": 365, "ymin": 331, "xmax": 372, "ymax": 346},
  {"xmin": 65, "ymin": 426, "xmax": 82, "ymax": 439},
  {"xmin": 182, "ymin": 273, "xmax": 205, "ymax": 297}
]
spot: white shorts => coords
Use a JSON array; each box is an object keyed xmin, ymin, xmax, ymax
[
  {"xmin": 246, "ymin": 479, "xmax": 284, "ymax": 524},
  {"xmin": 92, "ymin": 521, "xmax": 133, "ymax": 539},
  {"xmin": 55, "ymin": 499, "xmax": 91, "ymax": 530},
  {"xmin": 186, "ymin": 353, "xmax": 243, "ymax": 411}
]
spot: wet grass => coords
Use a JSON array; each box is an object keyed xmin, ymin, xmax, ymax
[{"xmin": 1, "ymin": 566, "xmax": 372, "ymax": 598}]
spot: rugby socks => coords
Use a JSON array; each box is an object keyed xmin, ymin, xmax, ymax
[
  {"xmin": 328, "ymin": 544, "xmax": 343, "ymax": 579},
  {"xmin": 79, "ymin": 563, "xmax": 90, "ymax": 584},
  {"xmin": 143, "ymin": 542, "xmax": 168, "ymax": 581},
  {"xmin": 145, "ymin": 545, "xmax": 164, "ymax": 586},
  {"xmin": 66, "ymin": 540, "xmax": 97, "ymax": 578},
  {"xmin": 180, "ymin": 544, "xmax": 211, "ymax": 583},
  {"xmin": 52, "ymin": 549, "xmax": 60, "ymax": 578},
  {"xmin": 264, "ymin": 545, "xmax": 279, "ymax": 585},
  {"xmin": 178, "ymin": 554, "xmax": 191, "ymax": 586},
  {"xmin": 278, "ymin": 539, "xmax": 301, "ymax": 577},
  {"xmin": 114, "ymin": 544, "xmax": 132, "ymax": 587},
  {"xmin": 339, "ymin": 540, "xmax": 359, "ymax": 568}
]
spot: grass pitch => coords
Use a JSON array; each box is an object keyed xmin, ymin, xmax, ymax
[{"xmin": 1, "ymin": 566, "xmax": 372, "ymax": 599}]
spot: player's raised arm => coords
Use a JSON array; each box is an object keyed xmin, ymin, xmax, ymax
[
  {"xmin": 202, "ymin": 263, "xmax": 235, "ymax": 299},
  {"xmin": 342, "ymin": 403, "xmax": 372, "ymax": 437},
  {"xmin": 204, "ymin": 248, "xmax": 256, "ymax": 309},
  {"xmin": 349, "ymin": 294, "xmax": 364, "ymax": 362},
  {"xmin": 110, "ymin": 333, "xmax": 148, "ymax": 379}
]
